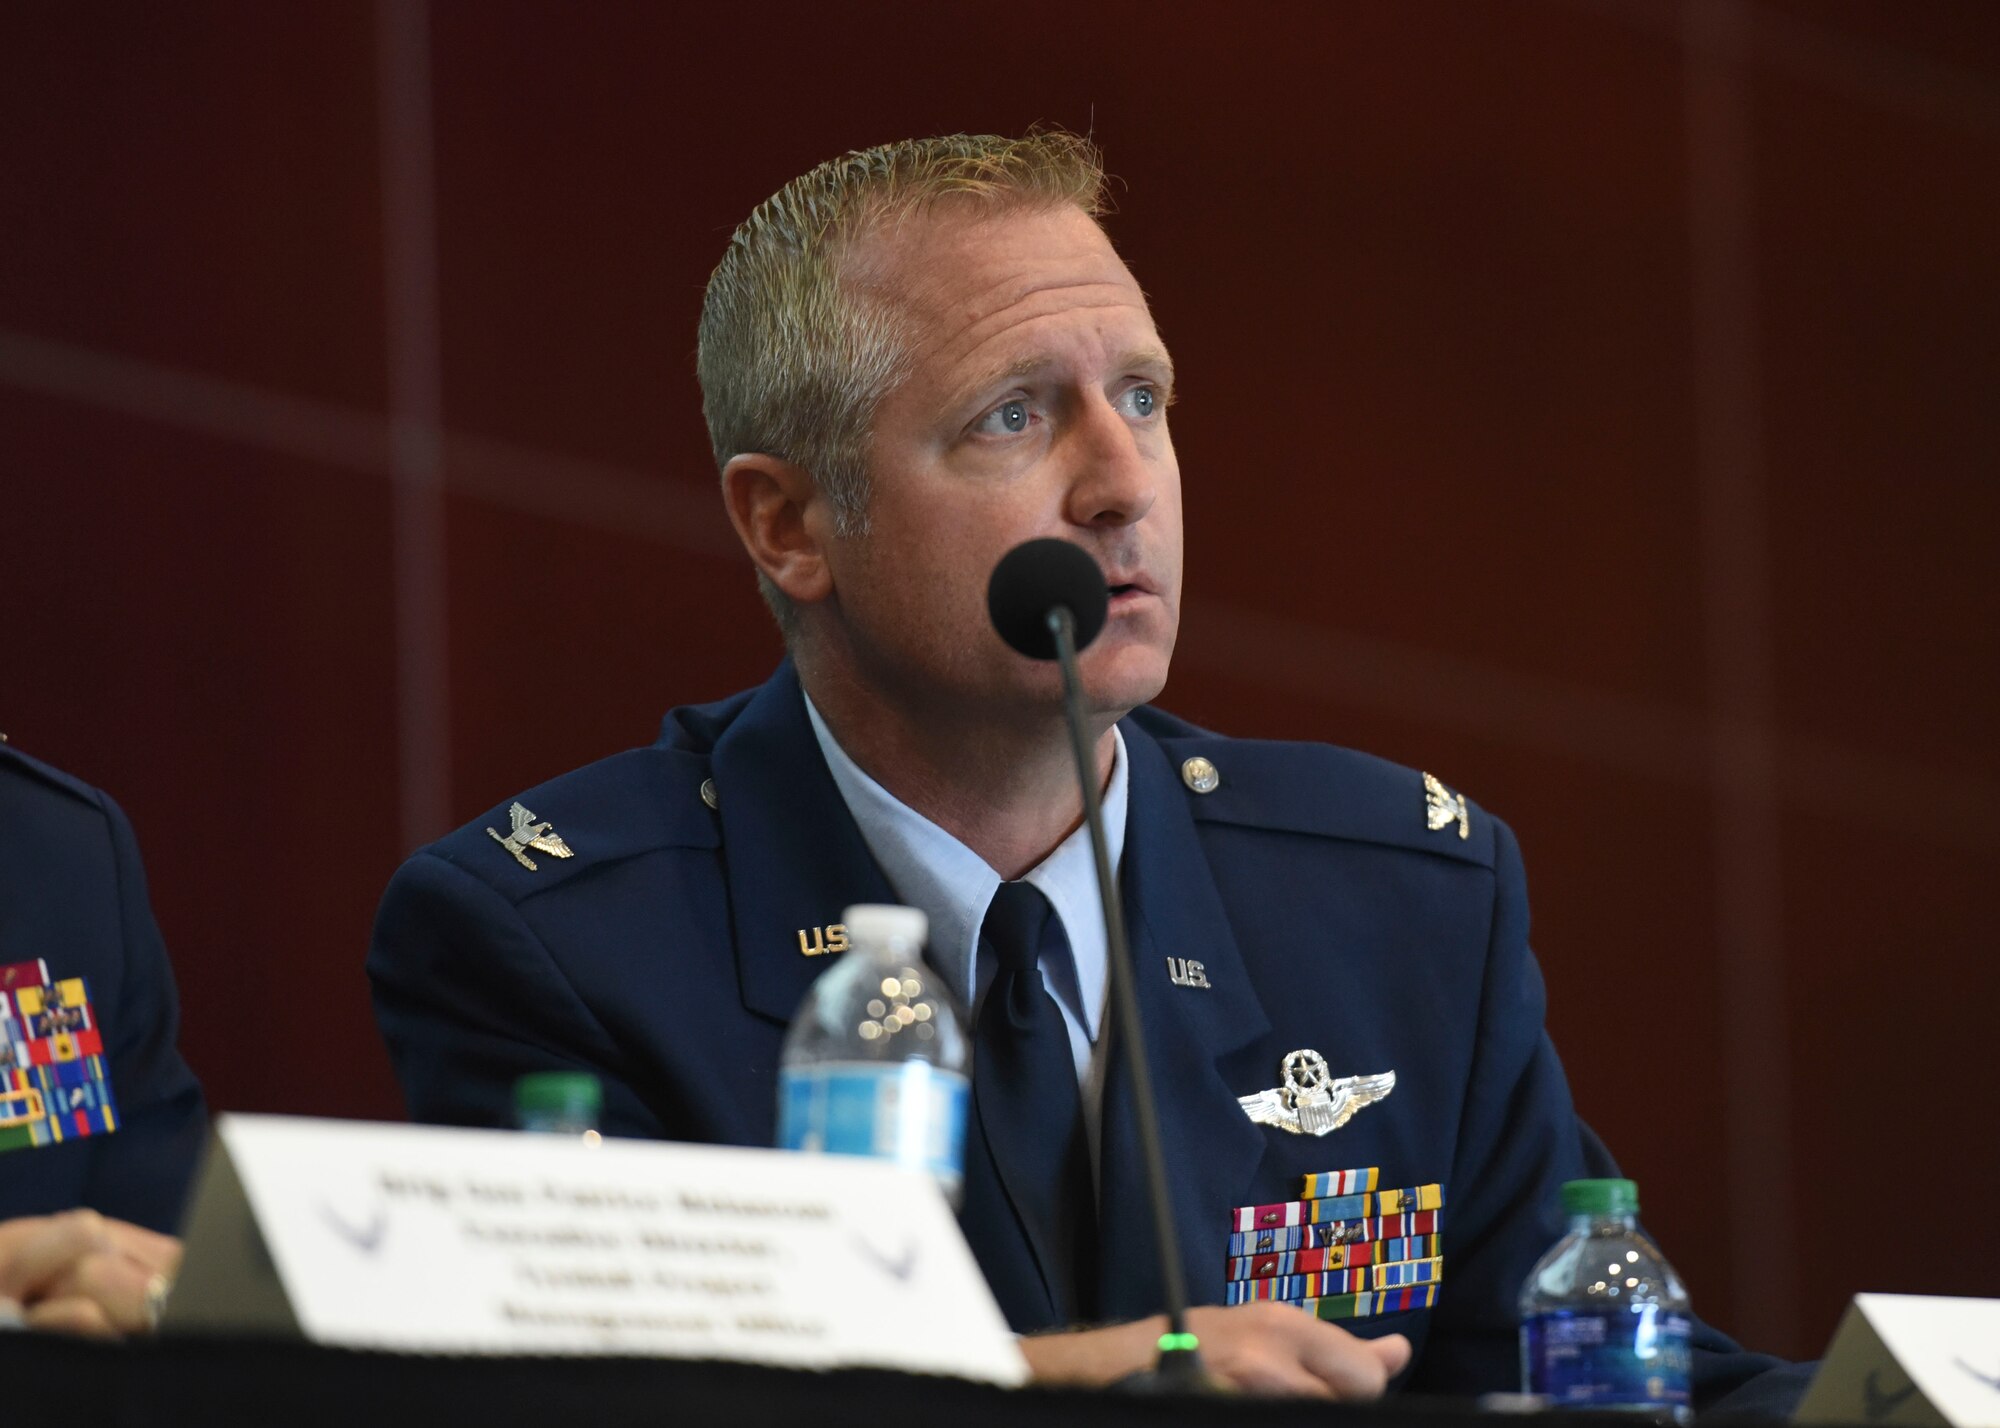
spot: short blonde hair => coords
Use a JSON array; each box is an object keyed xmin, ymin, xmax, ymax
[{"xmin": 697, "ymin": 130, "xmax": 1107, "ymax": 627}]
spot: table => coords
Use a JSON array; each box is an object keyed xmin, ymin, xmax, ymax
[{"xmin": 0, "ymin": 1333, "xmax": 1698, "ymax": 1428}]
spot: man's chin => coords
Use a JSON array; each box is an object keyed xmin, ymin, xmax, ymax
[{"xmin": 1080, "ymin": 645, "xmax": 1174, "ymax": 719}]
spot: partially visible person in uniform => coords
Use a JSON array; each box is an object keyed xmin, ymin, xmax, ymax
[
  {"xmin": 0, "ymin": 737, "xmax": 206, "ymax": 1333},
  {"xmin": 370, "ymin": 132, "xmax": 1806, "ymax": 1411}
]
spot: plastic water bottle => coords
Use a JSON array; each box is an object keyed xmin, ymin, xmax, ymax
[
  {"xmin": 776, "ymin": 904, "xmax": 969, "ymax": 1204},
  {"xmin": 1520, "ymin": 1179, "xmax": 1694, "ymax": 1422},
  {"xmin": 515, "ymin": 1070, "xmax": 603, "ymax": 1143}
]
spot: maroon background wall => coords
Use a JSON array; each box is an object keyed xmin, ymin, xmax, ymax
[{"xmin": 3, "ymin": 1, "xmax": 1995, "ymax": 1362}]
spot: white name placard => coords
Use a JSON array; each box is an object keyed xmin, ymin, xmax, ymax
[
  {"xmin": 1797, "ymin": 1294, "xmax": 2000, "ymax": 1428},
  {"xmin": 164, "ymin": 1114, "xmax": 1026, "ymax": 1385}
]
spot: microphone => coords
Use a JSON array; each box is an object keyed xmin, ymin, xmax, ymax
[
  {"xmin": 985, "ymin": 538, "xmax": 1209, "ymax": 1392},
  {"xmin": 987, "ymin": 538, "xmax": 1109, "ymax": 661}
]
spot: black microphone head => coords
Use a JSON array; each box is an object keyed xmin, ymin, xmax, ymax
[{"xmin": 987, "ymin": 538, "xmax": 1110, "ymax": 661}]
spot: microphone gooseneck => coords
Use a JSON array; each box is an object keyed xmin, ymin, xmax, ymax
[{"xmin": 984, "ymin": 539, "xmax": 1208, "ymax": 1392}]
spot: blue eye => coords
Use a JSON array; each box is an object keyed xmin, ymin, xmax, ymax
[
  {"xmin": 1121, "ymin": 385, "xmax": 1161, "ymax": 419},
  {"xmin": 972, "ymin": 394, "xmax": 1032, "ymax": 434}
]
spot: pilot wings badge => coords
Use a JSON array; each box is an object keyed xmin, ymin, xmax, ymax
[
  {"xmin": 1238, "ymin": 1049, "xmax": 1396, "ymax": 1137},
  {"xmin": 486, "ymin": 801, "xmax": 574, "ymax": 872}
]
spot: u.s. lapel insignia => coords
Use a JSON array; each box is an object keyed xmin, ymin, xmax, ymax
[
  {"xmin": 797, "ymin": 924, "xmax": 850, "ymax": 957},
  {"xmin": 1423, "ymin": 772, "xmax": 1469, "ymax": 840},
  {"xmin": 1238, "ymin": 1049, "xmax": 1396, "ymax": 1137},
  {"xmin": 486, "ymin": 801, "xmax": 574, "ymax": 872},
  {"xmin": 1167, "ymin": 956, "xmax": 1211, "ymax": 988}
]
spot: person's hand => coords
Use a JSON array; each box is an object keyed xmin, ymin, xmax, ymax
[
  {"xmin": 1020, "ymin": 1302, "xmax": 1413, "ymax": 1396},
  {"xmin": 0, "ymin": 1209, "xmax": 182, "ymax": 1337}
]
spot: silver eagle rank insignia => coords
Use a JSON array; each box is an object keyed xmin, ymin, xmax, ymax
[
  {"xmin": 1238, "ymin": 1049, "xmax": 1396, "ymax": 1137},
  {"xmin": 1424, "ymin": 772, "xmax": 1469, "ymax": 840},
  {"xmin": 486, "ymin": 801, "xmax": 574, "ymax": 872}
]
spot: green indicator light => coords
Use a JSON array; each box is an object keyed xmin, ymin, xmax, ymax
[{"xmin": 1158, "ymin": 1332, "xmax": 1201, "ymax": 1352}]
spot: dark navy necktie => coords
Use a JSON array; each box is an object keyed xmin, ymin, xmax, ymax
[{"xmin": 972, "ymin": 879, "xmax": 1097, "ymax": 1324}]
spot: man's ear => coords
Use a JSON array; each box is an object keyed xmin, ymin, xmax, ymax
[{"xmin": 721, "ymin": 453, "xmax": 835, "ymax": 607}]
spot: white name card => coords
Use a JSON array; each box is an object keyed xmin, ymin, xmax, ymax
[
  {"xmin": 163, "ymin": 1114, "xmax": 1026, "ymax": 1385},
  {"xmin": 1797, "ymin": 1294, "xmax": 2000, "ymax": 1428}
]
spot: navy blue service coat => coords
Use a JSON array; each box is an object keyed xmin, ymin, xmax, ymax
[
  {"xmin": 370, "ymin": 663, "xmax": 1803, "ymax": 1414},
  {"xmin": 0, "ymin": 744, "xmax": 207, "ymax": 1233}
]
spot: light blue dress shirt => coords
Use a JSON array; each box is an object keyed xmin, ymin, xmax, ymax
[{"xmin": 802, "ymin": 692, "xmax": 1127, "ymax": 1090}]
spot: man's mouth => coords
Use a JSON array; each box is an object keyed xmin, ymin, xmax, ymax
[{"xmin": 1105, "ymin": 575, "xmax": 1154, "ymax": 609}]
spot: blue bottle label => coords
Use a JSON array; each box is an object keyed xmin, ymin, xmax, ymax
[
  {"xmin": 1525, "ymin": 1306, "xmax": 1693, "ymax": 1413},
  {"xmin": 777, "ymin": 1062, "xmax": 967, "ymax": 1195}
]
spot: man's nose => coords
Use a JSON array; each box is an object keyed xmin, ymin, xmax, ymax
[{"xmin": 1060, "ymin": 395, "xmax": 1157, "ymax": 529}]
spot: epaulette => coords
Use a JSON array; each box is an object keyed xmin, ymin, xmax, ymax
[
  {"xmin": 427, "ymin": 745, "xmax": 720, "ymax": 902},
  {"xmin": 0, "ymin": 739, "xmax": 108, "ymax": 812},
  {"xmin": 1132, "ymin": 709, "xmax": 1495, "ymax": 870},
  {"xmin": 657, "ymin": 684, "xmax": 759, "ymax": 755}
]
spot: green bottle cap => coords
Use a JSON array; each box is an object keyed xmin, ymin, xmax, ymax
[
  {"xmin": 514, "ymin": 1071, "xmax": 603, "ymax": 1118},
  {"xmin": 1561, "ymin": 1179, "xmax": 1639, "ymax": 1215}
]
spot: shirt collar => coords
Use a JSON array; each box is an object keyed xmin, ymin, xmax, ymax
[{"xmin": 802, "ymin": 691, "xmax": 1126, "ymax": 1037}]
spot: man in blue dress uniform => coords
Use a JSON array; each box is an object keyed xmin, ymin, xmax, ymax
[
  {"xmin": 370, "ymin": 133, "xmax": 1803, "ymax": 1411},
  {"xmin": 0, "ymin": 739, "xmax": 205, "ymax": 1332}
]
